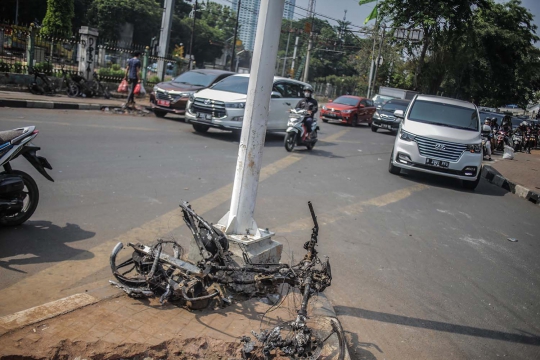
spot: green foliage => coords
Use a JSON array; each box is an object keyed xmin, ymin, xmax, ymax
[
  {"xmin": 98, "ymin": 67, "xmax": 125, "ymax": 79},
  {"xmin": 13, "ymin": 62, "xmax": 23, "ymax": 74},
  {"xmin": 41, "ymin": 0, "xmax": 75, "ymax": 36},
  {"xmin": 148, "ymin": 75, "xmax": 161, "ymax": 84},
  {"xmin": 0, "ymin": 61, "xmax": 10, "ymax": 73},
  {"xmin": 33, "ymin": 62, "xmax": 54, "ymax": 75},
  {"xmin": 111, "ymin": 64, "xmax": 121, "ymax": 71},
  {"xmin": 88, "ymin": 0, "xmax": 162, "ymax": 45}
]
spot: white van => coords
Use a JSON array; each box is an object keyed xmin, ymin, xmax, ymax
[
  {"xmin": 389, "ymin": 95, "xmax": 483, "ymax": 190},
  {"xmin": 184, "ymin": 74, "xmax": 311, "ymax": 133}
]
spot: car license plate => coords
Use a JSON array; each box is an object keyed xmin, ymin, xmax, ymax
[
  {"xmin": 380, "ymin": 124, "xmax": 390, "ymax": 129},
  {"xmin": 426, "ymin": 158, "xmax": 449, "ymax": 168},
  {"xmin": 156, "ymin": 99, "xmax": 170, "ymax": 107},
  {"xmin": 326, "ymin": 113, "xmax": 336, "ymax": 118},
  {"xmin": 197, "ymin": 112, "xmax": 212, "ymax": 121}
]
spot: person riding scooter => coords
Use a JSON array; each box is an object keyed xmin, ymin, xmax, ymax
[
  {"xmin": 481, "ymin": 118, "xmax": 493, "ymax": 160},
  {"xmin": 295, "ymin": 86, "xmax": 318, "ymax": 138}
]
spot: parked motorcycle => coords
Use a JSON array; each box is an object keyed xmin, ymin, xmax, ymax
[
  {"xmin": 284, "ymin": 109, "xmax": 319, "ymax": 152},
  {"xmin": 512, "ymin": 131, "xmax": 523, "ymax": 152},
  {"xmin": 496, "ymin": 130, "xmax": 508, "ymax": 151},
  {"xmin": 28, "ymin": 68, "xmax": 56, "ymax": 95},
  {"xmin": 0, "ymin": 127, "xmax": 54, "ymax": 226}
]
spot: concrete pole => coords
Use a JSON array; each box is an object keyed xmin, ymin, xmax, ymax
[
  {"xmin": 290, "ymin": 35, "xmax": 299, "ymax": 75},
  {"xmin": 142, "ymin": 46, "xmax": 149, "ymax": 85},
  {"xmin": 188, "ymin": 0, "xmax": 198, "ymax": 70},
  {"xmin": 281, "ymin": 29, "xmax": 291, "ymax": 77},
  {"xmin": 15, "ymin": 0, "xmax": 19, "ymax": 25},
  {"xmin": 303, "ymin": 35, "xmax": 312, "ymax": 82},
  {"xmin": 157, "ymin": 0, "xmax": 175, "ymax": 80},
  {"xmin": 372, "ymin": 26, "xmax": 385, "ymax": 96},
  {"xmin": 220, "ymin": 0, "xmax": 286, "ymax": 236},
  {"xmin": 26, "ymin": 24, "xmax": 36, "ymax": 74},
  {"xmin": 230, "ymin": 0, "xmax": 241, "ymax": 72}
]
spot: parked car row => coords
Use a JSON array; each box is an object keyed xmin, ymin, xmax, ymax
[{"xmin": 149, "ymin": 72, "xmax": 484, "ymax": 190}]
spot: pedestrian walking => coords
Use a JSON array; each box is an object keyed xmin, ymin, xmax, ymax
[{"xmin": 124, "ymin": 51, "xmax": 141, "ymax": 107}]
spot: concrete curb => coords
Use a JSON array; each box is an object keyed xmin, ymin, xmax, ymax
[
  {"xmin": 0, "ymin": 98, "xmax": 105, "ymax": 111},
  {"xmin": 482, "ymin": 165, "xmax": 540, "ymax": 205}
]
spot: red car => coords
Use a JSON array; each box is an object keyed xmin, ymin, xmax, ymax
[{"xmin": 320, "ymin": 95, "xmax": 377, "ymax": 127}]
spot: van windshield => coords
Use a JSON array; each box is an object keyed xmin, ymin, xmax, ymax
[
  {"xmin": 408, "ymin": 100, "xmax": 479, "ymax": 131},
  {"xmin": 210, "ymin": 76, "xmax": 249, "ymax": 94}
]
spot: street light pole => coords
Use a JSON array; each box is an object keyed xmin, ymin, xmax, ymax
[
  {"xmin": 230, "ymin": 0, "xmax": 241, "ymax": 72},
  {"xmin": 218, "ymin": 0, "xmax": 286, "ymax": 239},
  {"xmin": 189, "ymin": 0, "xmax": 198, "ymax": 70},
  {"xmin": 281, "ymin": 28, "xmax": 292, "ymax": 77}
]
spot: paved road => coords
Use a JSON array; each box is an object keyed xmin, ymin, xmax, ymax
[{"xmin": 1, "ymin": 108, "xmax": 539, "ymax": 359}]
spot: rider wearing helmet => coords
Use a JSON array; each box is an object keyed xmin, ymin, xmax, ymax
[
  {"xmin": 481, "ymin": 118, "xmax": 493, "ymax": 160},
  {"xmin": 295, "ymin": 86, "xmax": 318, "ymax": 136}
]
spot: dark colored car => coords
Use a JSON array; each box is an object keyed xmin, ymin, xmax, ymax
[
  {"xmin": 371, "ymin": 98, "xmax": 411, "ymax": 133},
  {"xmin": 150, "ymin": 69, "xmax": 234, "ymax": 118},
  {"xmin": 320, "ymin": 95, "xmax": 376, "ymax": 127}
]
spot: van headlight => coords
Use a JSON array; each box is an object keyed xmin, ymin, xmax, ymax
[
  {"xmin": 466, "ymin": 144, "xmax": 482, "ymax": 153},
  {"xmin": 225, "ymin": 102, "xmax": 246, "ymax": 109},
  {"xmin": 189, "ymin": 93, "xmax": 195, "ymax": 102},
  {"xmin": 400, "ymin": 129, "xmax": 415, "ymax": 142}
]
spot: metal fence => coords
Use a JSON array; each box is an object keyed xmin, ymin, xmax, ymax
[{"xmin": 0, "ymin": 23, "xmax": 29, "ymax": 74}]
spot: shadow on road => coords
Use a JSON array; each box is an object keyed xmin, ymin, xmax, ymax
[
  {"xmin": 396, "ymin": 170, "xmax": 506, "ymax": 197},
  {"xmin": 335, "ymin": 305, "xmax": 540, "ymax": 346},
  {"xmin": 191, "ymin": 129, "xmax": 286, "ymax": 147},
  {"xmin": 0, "ymin": 221, "xmax": 95, "ymax": 272},
  {"xmin": 344, "ymin": 330, "xmax": 382, "ymax": 360}
]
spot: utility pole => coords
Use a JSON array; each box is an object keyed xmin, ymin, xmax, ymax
[
  {"xmin": 15, "ymin": 0, "xmax": 19, "ymax": 25},
  {"xmin": 366, "ymin": 0, "xmax": 379, "ymax": 98},
  {"xmin": 157, "ymin": 0, "xmax": 175, "ymax": 80},
  {"xmin": 281, "ymin": 28, "xmax": 292, "ymax": 77},
  {"xmin": 303, "ymin": 0, "xmax": 316, "ymax": 82},
  {"xmin": 217, "ymin": 0, "xmax": 285, "ymax": 259},
  {"xmin": 372, "ymin": 26, "xmax": 385, "ymax": 96},
  {"xmin": 188, "ymin": 0, "xmax": 198, "ymax": 70},
  {"xmin": 290, "ymin": 35, "xmax": 299, "ymax": 76},
  {"xmin": 230, "ymin": 0, "xmax": 241, "ymax": 72}
]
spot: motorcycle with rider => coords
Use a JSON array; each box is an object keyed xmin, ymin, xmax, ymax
[{"xmin": 284, "ymin": 86, "xmax": 320, "ymax": 152}]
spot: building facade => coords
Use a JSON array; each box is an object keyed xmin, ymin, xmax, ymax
[{"xmin": 231, "ymin": 0, "xmax": 296, "ymax": 51}]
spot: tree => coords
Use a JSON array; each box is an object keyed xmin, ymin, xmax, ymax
[
  {"xmin": 41, "ymin": 0, "xmax": 75, "ymax": 36},
  {"xmin": 378, "ymin": 0, "xmax": 488, "ymax": 89},
  {"xmin": 87, "ymin": 0, "xmax": 162, "ymax": 45}
]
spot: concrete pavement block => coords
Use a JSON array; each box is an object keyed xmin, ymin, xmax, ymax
[
  {"xmin": 493, "ymin": 175, "xmax": 505, "ymax": 187},
  {"xmin": 514, "ymin": 185, "xmax": 530, "ymax": 199},
  {"xmin": 78, "ymin": 104, "xmax": 101, "ymax": 110},
  {"xmin": 27, "ymin": 101, "xmax": 54, "ymax": 109}
]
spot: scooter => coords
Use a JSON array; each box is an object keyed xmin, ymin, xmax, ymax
[
  {"xmin": 284, "ymin": 109, "xmax": 319, "ymax": 152},
  {"xmin": 496, "ymin": 130, "xmax": 507, "ymax": 151},
  {"xmin": 28, "ymin": 68, "xmax": 56, "ymax": 95},
  {"xmin": 0, "ymin": 127, "xmax": 54, "ymax": 226},
  {"xmin": 512, "ymin": 131, "xmax": 523, "ymax": 152}
]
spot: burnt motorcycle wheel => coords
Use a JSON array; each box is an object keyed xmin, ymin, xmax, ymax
[
  {"xmin": 103, "ymin": 86, "xmax": 111, "ymax": 99},
  {"xmin": 258, "ymin": 317, "xmax": 346, "ymax": 360},
  {"xmin": 284, "ymin": 132, "xmax": 296, "ymax": 152},
  {"xmin": 1, "ymin": 170, "xmax": 39, "ymax": 226}
]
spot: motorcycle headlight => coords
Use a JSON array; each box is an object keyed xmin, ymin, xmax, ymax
[
  {"xmin": 466, "ymin": 144, "xmax": 482, "ymax": 153},
  {"xmin": 225, "ymin": 102, "xmax": 246, "ymax": 109},
  {"xmin": 400, "ymin": 129, "xmax": 415, "ymax": 142}
]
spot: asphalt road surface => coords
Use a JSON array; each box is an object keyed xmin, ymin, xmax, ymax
[{"xmin": 1, "ymin": 108, "xmax": 539, "ymax": 359}]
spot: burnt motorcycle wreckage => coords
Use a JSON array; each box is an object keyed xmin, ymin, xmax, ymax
[{"xmin": 110, "ymin": 201, "xmax": 344, "ymax": 359}]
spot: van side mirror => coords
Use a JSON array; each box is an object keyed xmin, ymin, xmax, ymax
[
  {"xmin": 271, "ymin": 91, "xmax": 282, "ymax": 98},
  {"xmin": 394, "ymin": 110, "xmax": 404, "ymax": 118}
]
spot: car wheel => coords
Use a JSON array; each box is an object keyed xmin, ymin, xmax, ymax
[
  {"xmin": 462, "ymin": 169, "xmax": 482, "ymax": 190},
  {"xmin": 371, "ymin": 124, "xmax": 378, "ymax": 132},
  {"xmin": 322, "ymin": 119, "xmax": 328, "ymax": 123},
  {"xmin": 154, "ymin": 109, "xmax": 167, "ymax": 118},
  {"xmin": 193, "ymin": 124, "xmax": 210, "ymax": 133},
  {"xmin": 351, "ymin": 115, "xmax": 358, "ymax": 127},
  {"xmin": 388, "ymin": 149, "xmax": 401, "ymax": 175}
]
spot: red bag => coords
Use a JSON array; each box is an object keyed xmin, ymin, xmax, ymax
[
  {"xmin": 117, "ymin": 79, "xmax": 128, "ymax": 93},
  {"xmin": 134, "ymin": 83, "xmax": 141, "ymax": 95}
]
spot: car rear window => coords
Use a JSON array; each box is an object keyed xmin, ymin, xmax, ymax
[
  {"xmin": 210, "ymin": 76, "xmax": 250, "ymax": 94},
  {"xmin": 172, "ymin": 71, "xmax": 218, "ymax": 87},
  {"xmin": 333, "ymin": 96, "xmax": 359, "ymax": 106},
  {"xmin": 408, "ymin": 100, "xmax": 479, "ymax": 131},
  {"xmin": 382, "ymin": 101, "xmax": 409, "ymax": 112}
]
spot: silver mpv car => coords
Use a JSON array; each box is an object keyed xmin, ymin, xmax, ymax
[{"xmin": 389, "ymin": 95, "xmax": 483, "ymax": 190}]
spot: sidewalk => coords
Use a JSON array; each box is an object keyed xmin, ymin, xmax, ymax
[
  {"xmin": 0, "ymin": 90, "xmax": 150, "ymax": 111},
  {"xmin": 0, "ymin": 285, "xmax": 349, "ymax": 359},
  {"xmin": 482, "ymin": 149, "xmax": 540, "ymax": 205}
]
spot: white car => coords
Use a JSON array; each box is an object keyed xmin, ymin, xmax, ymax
[
  {"xmin": 389, "ymin": 95, "xmax": 483, "ymax": 190},
  {"xmin": 185, "ymin": 74, "xmax": 311, "ymax": 133}
]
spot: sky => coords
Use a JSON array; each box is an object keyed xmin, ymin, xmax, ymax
[{"xmin": 212, "ymin": 0, "xmax": 540, "ymax": 38}]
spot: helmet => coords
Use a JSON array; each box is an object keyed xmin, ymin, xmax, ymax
[{"xmin": 303, "ymin": 86, "xmax": 313, "ymax": 93}]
